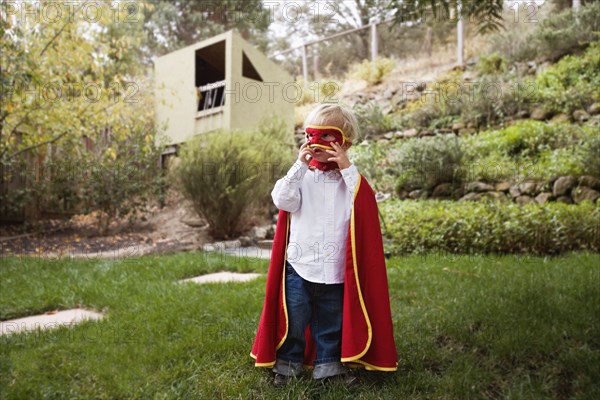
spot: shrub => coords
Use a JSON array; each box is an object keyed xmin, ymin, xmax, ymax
[
  {"xmin": 490, "ymin": 2, "xmax": 600, "ymax": 64},
  {"xmin": 348, "ymin": 57, "xmax": 395, "ymax": 85},
  {"xmin": 352, "ymin": 101, "xmax": 399, "ymax": 138},
  {"xmin": 532, "ymin": 40, "xmax": 600, "ymax": 115},
  {"xmin": 476, "ymin": 52, "xmax": 508, "ymax": 75},
  {"xmin": 462, "ymin": 120, "xmax": 590, "ymax": 159},
  {"xmin": 395, "ymin": 134, "xmax": 463, "ymax": 191},
  {"xmin": 380, "ymin": 199, "xmax": 600, "ymax": 255},
  {"xmin": 349, "ymin": 140, "xmax": 397, "ymax": 193},
  {"xmin": 581, "ymin": 133, "xmax": 600, "ymax": 177},
  {"xmin": 173, "ymin": 117, "xmax": 294, "ymax": 239},
  {"xmin": 526, "ymin": 2, "xmax": 600, "ymax": 63},
  {"xmin": 462, "ymin": 121, "xmax": 595, "ymax": 181}
]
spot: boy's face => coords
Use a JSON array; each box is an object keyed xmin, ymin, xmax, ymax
[{"xmin": 305, "ymin": 127, "xmax": 351, "ymax": 163}]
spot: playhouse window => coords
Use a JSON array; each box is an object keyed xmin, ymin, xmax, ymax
[
  {"xmin": 195, "ymin": 41, "xmax": 226, "ymax": 112},
  {"xmin": 242, "ymin": 51, "xmax": 263, "ymax": 82}
]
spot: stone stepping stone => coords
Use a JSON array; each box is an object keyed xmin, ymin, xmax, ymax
[
  {"xmin": 179, "ymin": 272, "xmax": 262, "ymax": 285},
  {"xmin": 0, "ymin": 308, "xmax": 104, "ymax": 336}
]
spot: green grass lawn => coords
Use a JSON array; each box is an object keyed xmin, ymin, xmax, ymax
[{"xmin": 1, "ymin": 251, "xmax": 598, "ymax": 399}]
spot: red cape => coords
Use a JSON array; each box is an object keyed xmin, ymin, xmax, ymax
[{"xmin": 250, "ymin": 174, "xmax": 398, "ymax": 371}]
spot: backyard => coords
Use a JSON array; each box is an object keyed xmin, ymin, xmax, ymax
[{"xmin": 1, "ymin": 251, "xmax": 598, "ymax": 399}]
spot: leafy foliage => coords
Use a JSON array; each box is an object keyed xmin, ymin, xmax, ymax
[
  {"xmin": 388, "ymin": 0, "xmax": 506, "ymax": 35},
  {"xmin": 532, "ymin": 40, "xmax": 600, "ymax": 115},
  {"xmin": 348, "ymin": 57, "xmax": 395, "ymax": 85},
  {"xmin": 173, "ymin": 117, "xmax": 294, "ymax": 239},
  {"xmin": 489, "ymin": 1, "xmax": 600, "ymax": 64},
  {"xmin": 352, "ymin": 101, "xmax": 399, "ymax": 138},
  {"xmin": 381, "ymin": 199, "xmax": 600, "ymax": 255},
  {"xmin": 394, "ymin": 134, "xmax": 464, "ymax": 191},
  {"xmin": 0, "ymin": 0, "xmax": 165, "ymax": 227}
]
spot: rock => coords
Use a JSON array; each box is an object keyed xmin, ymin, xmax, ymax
[
  {"xmin": 419, "ymin": 130, "xmax": 434, "ymax": 137},
  {"xmin": 211, "ymin": 240, "xmax": 242, "ymax": 250},
  {"xmin": 180, "ymin": 216, "xmax": 205, "ymax": 227},
  {"xmin": 268, "ymin": 224, "xmax": 276, "ymax": 239},
  {"xmin": 272, "ymin": 213, "xmax": 278, "ymax": 223},
  {"xmin": 579, "ymin": 175, "xmax": 600, "ymax": 191},
  {"xmin": 553, "ymin": 176, "xmax": 577, "ymax": 196},
  {"xmin": 432, "ymin": 183, "xmax": 453, "ymax": 198},
  {"xmin": 257, "ymin": 239, "xmax": 273, "ymax": 250},
  {"xmin": 515, "ymin": 195, "xmax": 534, "ymax": 205},
  {"xmin": 550, "ymin": 113, "xmax": 570, "ymax": 124},
  {"xmin": 495, "ymin": 182, "xmax": 511, "ymax": 192},
  {"xmin": 518, "ymin": 181, "xmax": 538, "ymax": 196},
  {"xmin": 516, "ymin": 110, "xmax": 530, "ymax": 119},
  {"xmin": 383, "ymin": 88, "xmax": 396, "ymax": 99},
  {"xmin": 509, "ymin": 186, "xmax": 521, "ymax": 198},
  {"xmin": 458, "ymin": 128, "xmax": 476, "ymax": 135},
  {"xmin": 572, "ymin": 187, "xmax": 600, "ymax": 204},
  {"xmin": 451, "ymin": 122, "xmax": 465, "ymax": 132},
  {"xmin": 556, "ymin": 195, "xmax": 573, "ymax": 204},
  {"xmin": 408, "ymin": 189, "xmax": 428, "ymax": 200},
  {"xmin": 239, "ymin": 236, "xmax": 253, "ymax": 246},
  {"xmin": 572, "ymin": 109, "xmax": 590, "ymax": 122},
  {"xmin": 383, "ymin": 132, "xmax": 395, "ymax": 139},
  {"xmin": 402, "ymin": 128, "xmax": 419, "ymax": 138},
  {"xmin": 481, "ymin": 191, "xmax": 509, "ymax": 201},
  {"xmin": 396, "ymin": 190, "xmax": 409, "ymax": 199},
  {"xmin": 536, "ymin": 181, "xmax": 551, "ymax": 193},
  {"xmin": 531, "ymin": 107, "xmax": 550, "ymax": 121},
  {"xmin": 465, "ymin": 181, "xmax": 494, "ymax": 192},
  {"xmin": 437, "ymin": 128, "xmax": 453, "ymax": 134},
  {"xmin": 377, "ymin": 139, "xmax": 388, "ymax": 144},
  {"xmin": 249, "ymin": 226, "xmax": 268, "ymax": 241},
  {"xmin": 588, "ymin": 102, "xmax": 600, "ymax": 115},
  {"xmin": 452, "ymin": 186, "xmax": 465, "ymax": 199},
  {"xmin": 535, "ymin": 192, "xmax": 554, "ymax": 204},
  {"xmin": 394, "ymin": 131, "xmax": 404, "ymax": 138},
  {"xmin": 459, "ymin": 192, "xmax": 481, "ymax": 201}
]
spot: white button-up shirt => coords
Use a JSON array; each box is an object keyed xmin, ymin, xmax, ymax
[{"xmin": 271, "ymin": 160, "xmax": 359, "ymax": 284}]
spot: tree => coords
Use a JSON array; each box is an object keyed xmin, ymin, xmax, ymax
[
  {"xmin": 0, "ymin": 0, "xmax": 163, "ymax": 227},
  {"xmin": 142, "ymin": 0, "xmax": 272, "ymax": 56},
  {"xmin": 388, "ymin": 0, "xmax": 506, "ymax": 35}
]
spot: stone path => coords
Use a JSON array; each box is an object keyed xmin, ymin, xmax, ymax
[
  {"xmin": 179, "ymin": 271, "xmax": 262, "ymax": 284},
  {"xmin": 0, "ymin": 308, "xmax": 104, "ymax": 336}
]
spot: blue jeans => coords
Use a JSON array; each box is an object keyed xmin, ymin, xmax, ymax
[{"xmin": 274, "ymin": 260, "xmax": 346, "ymax": 379}]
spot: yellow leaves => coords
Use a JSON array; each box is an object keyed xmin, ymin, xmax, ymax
[{"xmin": 106, "ymin": 148, "xmax": 117, "ymax": 160}]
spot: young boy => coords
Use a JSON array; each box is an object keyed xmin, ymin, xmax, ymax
[{"xmin": 250, "ymin": 103, "xmax": 397, "ymax": 385}]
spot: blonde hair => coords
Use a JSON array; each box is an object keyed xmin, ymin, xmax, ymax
[{"xmin": 304, "ymin": 103, "xmax": 360, "ymax": 143}]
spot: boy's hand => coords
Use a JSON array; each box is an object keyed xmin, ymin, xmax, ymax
[
  {"xmin": 326, "ymin": 142, "xmax": 351, "ymax": 169},
  {"xmin": 297, "ymin": 141, "xmax": 313, "ymax": 164}
]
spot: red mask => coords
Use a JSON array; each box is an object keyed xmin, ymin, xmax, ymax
[
  {"xmin": 305, "ymin": 125, "xmax": 347, "ymax": 150},
  {"xmin": 304, "ymin": 125, "xmax": 349, "ymax": 171}
]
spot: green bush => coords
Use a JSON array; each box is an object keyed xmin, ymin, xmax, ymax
[
  {"xmin": 352, "ymin": 101, "xmax": 399, "ymax": 138},
  {"xmin": 490, "ymin": 2, "xmax": 600, "ymax": 64},
  {"xmin": 395, "ymin": 134, "xmax": 463, "ymax": 191},
  {"xmin": 348, "ymin": 57, "xmax": 395, "ymax": 85},
  {"xmin": 527, "ymin": 2, "xmax": 600, "ymax": 63},
  {"xmin": 533, "ymin": 40, "xmax": 600, "ymax": 115},
  {"xmin": 349, "ymin": 140, "xmax": 398, "ymax": 193},
  {"xmin": 581, "ymin": 133, "xmax": 600, "ymax": 177},
  {"xmin": 476, "ymin": 52, "xmax": 508, "ymax": 75},
  {"xmin": 380, "ymin": 199, "xmax": 600, "ymax": 255},
  {"xmin": 463, "ymin": 120, "xmax": 591, "ymax": 158},
  {"xmin": 462, "ymin": 120, "xmax": 595, "ymax": 181},
  {"xmin": 173, "ymin": 117, "xmax": 294, "ymax": 239}
]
